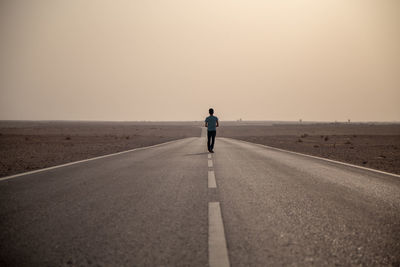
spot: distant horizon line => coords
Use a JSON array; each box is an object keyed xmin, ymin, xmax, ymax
[{"xmin": 1, "ymin": 119, "xmax": 399, "ymax": 124}]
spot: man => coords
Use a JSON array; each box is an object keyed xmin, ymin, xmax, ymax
[{"xmin": 205, "ymin": 108, "xmax": 219, "ymax": 153}]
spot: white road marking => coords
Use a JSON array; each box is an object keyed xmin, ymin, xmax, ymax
[
  {"xmin": 208, "ymin": 154, "xmax": 212, "ymax": 159},
  {"xmin": 208, "ymin": 159, "xmax": 213, "ymax": 168},
  {"xmin": 0, "ymin": 138, "xmax": 191, "ymax": 182},
  {"xmin": 223, "ymin": 138, "xmax": 400, "ymax": 178},
  {"xmin": 208, "ymin": 171, "xmax": 217, "ymax": 188},
  {"xmin": 209, "ymin": 202, "xmax": 230, "ymax": 267}
]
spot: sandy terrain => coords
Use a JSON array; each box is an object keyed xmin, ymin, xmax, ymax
[
  {"xmin": 219, "ymin": 123, "xmax": 400, "ymax": 175},
  {"xmin": 1, "ymin": 121, "xmax": 399, "ymax": 177},
  {"xmin": 0, "ymin": 121, "xmax": 201, "ymax": 177}
]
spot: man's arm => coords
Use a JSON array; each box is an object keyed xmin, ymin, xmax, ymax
[
  {"xmin": 205, "ymin": 122, "xmax": 208, "ymax": 127},
  {"xmin": 216, "ymin": 119, "xmax": 219, "ymax": 127}
]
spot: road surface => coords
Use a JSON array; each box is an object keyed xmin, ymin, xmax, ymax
[{"xmin": 1, "ymin": 130, "xmax": 399, "ymax": 266}]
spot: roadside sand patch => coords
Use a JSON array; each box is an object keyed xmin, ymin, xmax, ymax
[
  {"xmin": 0, "ymin": 121, "xmax": 201, "ymax": 177},
  {"xmin": 219, "ymin": 123, "xmax": 400, "ymax": 175}
]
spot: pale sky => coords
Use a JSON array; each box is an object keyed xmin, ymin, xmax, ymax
[{"xmin": 0, "ymin": 0, "xmax": 399, "ymax": 121}]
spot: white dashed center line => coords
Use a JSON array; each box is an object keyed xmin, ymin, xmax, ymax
[
  {"xmin": 208, "ymin": 159, "xmax": 213, "ymax": 168},
  {"xmin": 208, "ymin": 171, "xmax": 217, "ymax": 188},
  {"xmin": 207, "ymin": 151, "xmax": 230, "ymax": 266},
  {"xmin": 208, "ymin": 202, "xmax": 230, "ymax": 267}
]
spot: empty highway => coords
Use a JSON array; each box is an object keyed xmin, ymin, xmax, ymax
[{"xmin": 1, "ymin": 130, "xmax": 399, "ymax": 266}]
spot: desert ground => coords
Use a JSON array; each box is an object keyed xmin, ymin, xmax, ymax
[
  {"xmin": 218, "ymin": 122, "xmax": 400, "ymax": 175},
  {"xmin": 1, "ymin": 121, "xmax": 399, "ymax": 177},
  {"xmin": 0, "ymin": 121, "xmax": 201, "ymax": 177}
]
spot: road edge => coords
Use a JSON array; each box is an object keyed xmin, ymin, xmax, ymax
[
  {"xmin": 0, "ymin": 137, "xmax": 193, "ymax": 182},
  {"xmin": 221, "ymin": 137, "xmax": 400, "ymax": 178}
]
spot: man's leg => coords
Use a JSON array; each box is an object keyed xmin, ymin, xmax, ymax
[
  {"xmin": 210, "ymin": 131, "xmax": 216, "ymax": 151},
  {"xmin": 207, "ymin": 131, "xmax": 211, "ymax": 151}
]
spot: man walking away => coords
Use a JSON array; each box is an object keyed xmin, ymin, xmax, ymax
[{"xmin": 205, "ymin": 108, "xmax": 219, "ymax": 153}]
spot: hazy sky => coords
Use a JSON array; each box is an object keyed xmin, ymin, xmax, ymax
[{"xmin": 1, "ymin": 0, "xmax": 399, "ymax": 121}]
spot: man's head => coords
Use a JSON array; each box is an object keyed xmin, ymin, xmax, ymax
[{"xmin": 209, "ymin": 108, "xmax": 214, "ymax": 115}]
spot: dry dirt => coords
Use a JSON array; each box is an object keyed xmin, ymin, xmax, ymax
[
  {"xmin": 0, "ymin": 121, "xmax": 201, "ymax": 177},
  {"xmin": 219, "ymin": 123, "xmax": 400, "ymax": 175},
  {"xmin": 1, "ymin": 121, "xmax": 399, "ymax": 177}
]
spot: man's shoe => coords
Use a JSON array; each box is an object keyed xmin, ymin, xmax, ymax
[{"xmin": 210, "ymin": 150, "xmax": 214, "ymax": 153}]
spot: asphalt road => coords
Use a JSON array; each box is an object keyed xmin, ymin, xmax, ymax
[{"xmin": 1, "ymin": 130, "xmax": 399, "ymax": 266}]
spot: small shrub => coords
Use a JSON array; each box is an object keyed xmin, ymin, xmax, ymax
[
  {"xmin": 126, "ymin": 136, "xmax": 130, "ymax": 139},
  {"xmin": 65, "ymin": 136, "xmax": 71, "ymax": 140},
  {"xmin": 297, "ymin": 138, "xmax": 303, "ymax": 143},
  {"xmin": 362, "ymin": 161, "xmax": 367, "ymax": 164},
  {"xmin": 313, "ymin": 145, "xmax": 319, "ymax": 148},
  {"xmin": 344, "ymin": 140, "xmax": 352, "ymax": 145},
  {"xmin": 324, "ymin": 136, "xmax": 329, "ymax": 141},
  {"xmin": 301, "ymin": 134, "xmax": 309, "ymax": 138}
]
